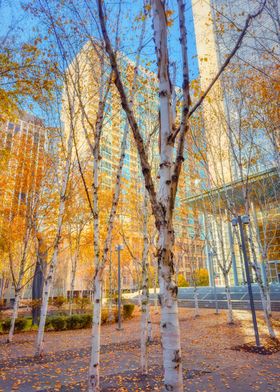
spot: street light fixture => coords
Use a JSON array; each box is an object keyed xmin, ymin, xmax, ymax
[
  {"xmin": 115, "ymin": 244, "xmax": 124, "ymax": 331},
  {"xmin": 232, "ymin": 215, "xmax": 261, "ymax": 347}
]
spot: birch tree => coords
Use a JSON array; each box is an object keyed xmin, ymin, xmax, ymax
[
  {"xmin": 7, "ymin": 217, "xmax": 33, "ymax": 342},
  {"xmin": 97, "ymin": 0, "xmax": 268, "ymax": 388},
  {"xmin": 250, "ymin": 177, "xmax": 280, "ymax": 318},
  {"xmin": 31, "ymin": 232, "xmax": 47, "ymax": 326},
  {"xmin": 88, "ymin": 36, "xmax": 149, "ymax": 392},
  {"xmin": 221, "ymin": 67, "xmax": 277, "ymax": 337},
  {"xmin": 35, "ymin": 125, "xmax": 73, "ymax": 356},
  {"xmin": 67, "ymin": 222, "xmax": 82, "ymax": 316},
  {"xmin": 43, "ymin": 2, "xmax": 150, "ymax": 387},
  {"xmin": 5, "ymin": 149, "xmax": 48, "ymax": 342}
]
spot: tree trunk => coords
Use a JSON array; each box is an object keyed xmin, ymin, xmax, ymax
[
  {"xmin": 0, "ymin": 274, "xmax": 6, "ymax": 301},
  {"xmin": 152, "ymin": 1, "xmax": 184, "ymax": 387},
  {"xmin": 258, "ymin": 280, "xmax": 275, "ymax": 338},
  {"xmin": 247, "ymin": 224, "xmax": 276, "ymax": 338},
  {"xmin": 153, "ymin": 261, "xmax": 158, "ymax": 311},
  {"xmin": 35, "ymin": 129, "xmax": 73, "ymax": 357},
  {"xmin": 69, "ymin": 247, "xmax": 79, "ymax": 316},
  {"xmin": 87, "ymin": 10, "xmax": 148, "ymax": 389},
  {"xmin": 8, "ymin": 223, "xmax": 31, "ymax": 343},
  {"xmin": 32, "ymin": 259, "xmax": 44, "ymax": 326},
  {"xmin": 88, "ymin": 120, "xmax": 128, "ymax": 388},
  {"xmin": 224, "ymin": 273, "xmax": 234, "ymax": 324},
  {"xmin": 108, "ymin": 245, "xmax": 114, "ymax": 322},
  {"xmin": 261, "ymin": 261, "xmax": 272, "ymax": 317},
  {"xmin": 35, "ymin": 252, "xmax": 57, "ymax": 356},
  {"xmin": 251, "ymin": 203, "xmax": 272, "ymax": 317},
  {"xmin": 141, "ymin": 193, "xmax": 150, "ymax": 374},
  {"xmin": 147, "ymin": 305, "xmax": 152, "ymax": 343},
  {"xmin": 251, "ymin": 261, "xmax": 275, "ymax": 338},
  {"xmin": 159, "ymin": 275, "xmax": 183, "ymax": 391},
  {"xmin": 32, "ymin": 234, "xmax": 47, "ymax": 325},
  {"xmin": 194, "ymin": 285, "xmax": 199, "ymax": 318},
  {"xmin": 89, "ymin": 273, "xmax": 102, "ymax": 392},
  {"xmin": 88, "ymin": 71, "xmax": 132, "ymax": 389},
  {"xmin": 140, "ymin": 302, "xmax": 149, "ymax": 374},
  {"xmin": 7, "ymin": 289, "xmax": 20, "ymax": 343},
  {"xmin": 98, "ymin": 1, "xmax": 184, "ymax": 388},
  {"xmin": 233, "ymin": 227, "xmax": 246, "ymax": 284}
]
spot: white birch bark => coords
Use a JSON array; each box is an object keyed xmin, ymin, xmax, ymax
[
  {"xmin": 258, "ymin": 280, "xmax": 275, "ymax": 338},
  {"xmin": 141, "ymin": 192, "xmax": 150, "ymax": 374},
  {"xmin": 212, "ymin": 210, "xmax": 234, "ymax": 325},
  {"xmin": 69, "ymin": 246, "xmax": 79, "ymax": 316},
  {"xmin": 251, "ymin": 203, "xmax": 272, "ymax": 317},
  {"xmin": 89, "ymin": 272, "xmax": 102, "ymax": 391},
  {"xmin": 153, "ymin": 264, "xmax": 158, "ymax": 311},
  {"xmin": 7, "ymin": 289, "xmax": 21, "ymax": 342},
  {"xmin": 108, "ymin": 245, "xmax": 114, "ymax": 322},
  {"xmin": 246, "ymin": 223, "xmax": 276, "ymax": 338},
  {"xmin": 0, "ymin": 274, "xmax": 6, "ymax": 301},
  {"xmin": 193, "ymin": 286, "xmax": 199, "ymax": 318},
  {"xmin": 88, "ymin": 90, "xmax": 102, "ymax": 390},
  {"xmin": 89, "ymin": 122, "xmax": 130, "ymax": 391},
  {"xmin": 153, "ymin": 1, "xmax": 184, "ymax": 388},
  {"xmin": 89, "ymin": 9, "xmax": 149, "ymax": 390},
  {"xmin": 147, "ymin": 305, "xmax": 152, "ymax": 342},
  {"xmin": 97, "ymin": 1, "xmax": 191, "ymax": 388},
  {"xmin": 97, "ymin": 12, "xmax": 268, "ymax": 385},
  {"xmin": 224, "ymin": 273, "xmax": 234, "ymax": 324},
  {"xmin": 35, "ymin": 129, "xmax": 73, "ymax": 357},
  {"xmin": 7, "ymin": 226, "xmax": 31, "ymax": 342}
]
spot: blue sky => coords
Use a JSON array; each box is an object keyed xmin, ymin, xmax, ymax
[
  {"xmin": 0, "ymin": 0, "xmax": 199, "ymax": 77},
  {"xmin": 0, "ymin": 0, "xmax": 199, "ymax": 122}
]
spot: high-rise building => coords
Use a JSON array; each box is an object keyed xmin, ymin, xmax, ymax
[
  {"xmin": 0, "ymin": 113, "xmax": 52, "ymax": 301},
  {"xmin": 60, "ymin": 40, "xmax": 207, "ymax": 293},
  {"xmin": 192, "ymin": 0, "xmax": 277, "ymax": 182},
  {"xmin": 190, "ymin": 0, "xmax": 280, "ymax": 286},
  {"xmin": 0, "ymin": 113, "xmax": 48, "ymax": 221}
]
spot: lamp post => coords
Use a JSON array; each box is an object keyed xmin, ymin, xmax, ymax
[
  {"xmin": 116, "ymin": 244, "xmax": 124, "ymax": 331},
  {"xmin": 232, "ymin": 215, "xmax": 260, "ymax": 347}
]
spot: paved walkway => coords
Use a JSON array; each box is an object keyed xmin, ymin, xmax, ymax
[{"xmin": 0, "ymin": 309, "xmax": 279, "ymax": 391}]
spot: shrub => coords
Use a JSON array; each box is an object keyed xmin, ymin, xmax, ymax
[
  {"xmin": 194, "ymin": 269, "xmax": 209, "ymax": 286},
  {"xmin": 45, "ymin": 317, "xmax": 53, "ymax": 331},
  {"xmin": 29, "ymin": 299, "xmax": 41, "ymax": 309},
  {"xmin": 103, "ymin": 307, "xmax": 118, "ymax": 323},
  {"xmin": 177, "ymin": 274, "xmax": 188, "ymax": 287},
  {"xmin": 1, "ymin": 319, "xmax": 10, "ymax": 332},
  {"xmin": 80, "ymin": 313, "xmax": 92, "ymax": 328},
  {"xmin": 15, "ymin": 318, "xmax": 28, "ymax": 331},
  {"xmin": 52, "ymin": 296, "xmax": 66, "ymax": 309},
  {"xmin": 0, "ymin": 299, "xmax": 5, "ymax": 310},
  {"xmin": 66, "ymin": 314, "xmax": 93, "ymax": 329},
  {"xmin": 1, "ymin": 317, "xmax": 28, "ymax": 332},
  {"xmin": 101, "ymin": 309, "xmax": 108, "ymax": 325},
  {"xmin": 74, "ymin": 297, "xmax": 91, "ymax": 311},
  {"xmin": 123, "ymin": 304, "xmax": 135, "ymax": 320},
  {"xmin": 114, "ymin": 308, "xmax": 119, "ymax": 323},
  {"xmin": 65, "ymin": 314, "xmax": 92, "ymax": 330},
  {"xmin": 66, "ymin": 314, "xmax": 83, "ymax": 330},
  {"xmin": 49, "ymin": 316, "xmax": 66, "ymax": 331},
  {"xmin": 112, "ymin": 295, "xmax": 123, "ymax": 305}
]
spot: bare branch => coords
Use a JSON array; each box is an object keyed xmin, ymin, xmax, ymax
[
  {"xmin": 189, "ymin": 0, "xmax": 267, "ymax": 118},
  {"xmin": 97, "ymin": 0, "xmax": 162, "ymax": 226},
  {"xmin": 170, "ymin": 0, "xmax": 267, "ymax": 146},
  {"xmin": 169, "ymin": 0, "xmax": 191, "ymax": 210}
]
